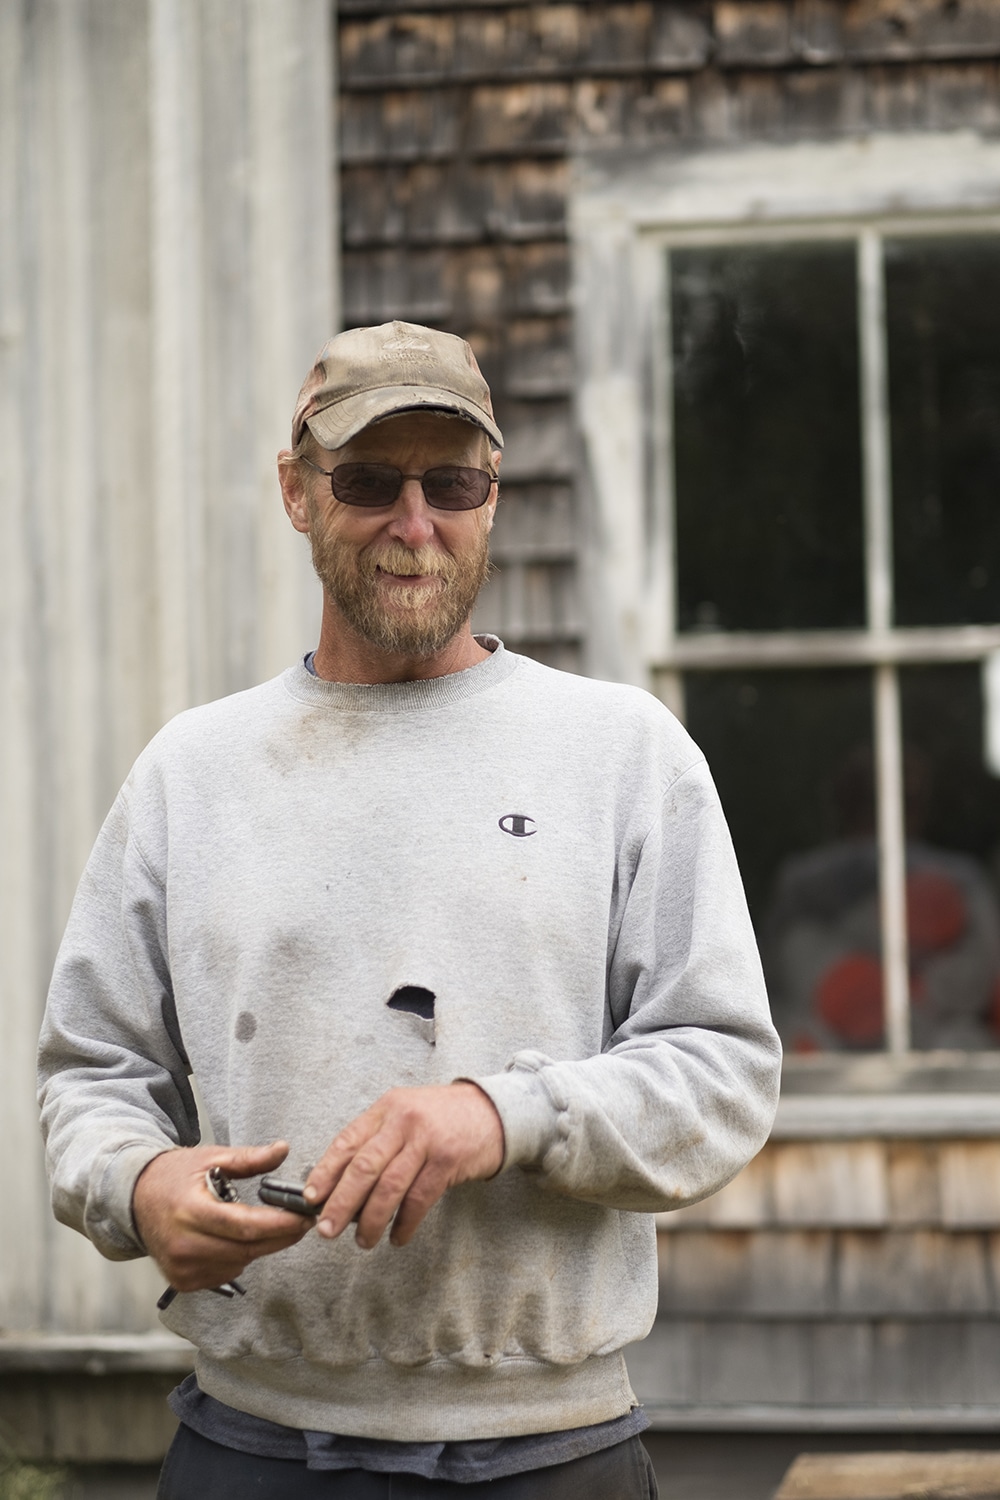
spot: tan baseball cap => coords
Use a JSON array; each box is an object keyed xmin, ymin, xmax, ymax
[{"xmin": 291, "ymin": 321, "xmax": 504, "ymax": 452}]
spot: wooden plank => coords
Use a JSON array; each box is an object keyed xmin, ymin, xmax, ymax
[
  {"xmin": 835, "ymin": 1231, "xmax": 992, "ymax": 1316},
  {"xmin": 793, "ymin": 0, "xmax": 845, "ymax": 64},
  {"xmin": 491, "ymin": 483, "xmax": 577, "ymax": 558},
  {"xmin": 0, "ymin": 0, "xmax": 48, "ymax": 1337},
  {"xmin": 837, "ymin": 0, "xmax": 1000, "ymax": 62},
  {"xmin": 968, "ymin": 1317, "xmax": 1000, "ymax": 1405},
  {"xmin": 697, "ymin": 1320, "xmax": 812, "ymax": 1405},
  {"xmin": 0, "ymin": 1334, "xmax": 194, "ymax": 1374},
  {"xmin": 657, "ymin": 1230, "xmax": 834, "ymax": 1315},
  {"xmin": 652, "ymin": 7, "xmax": 714, "ymax": 69},
  {"xmin": 940, "ymin": 1142, "xmax": 1000, "ymax": 1227},
  {"xmin": 343, "ymin": 246, "xmax": 451, "ymax": 326},
  {"xmin": 340, "ymin": 12, "xmax": 456, "ymax": 83},
  {"xmin": 501, "ymin": 244, "xmax": 570, "ymax": 314},
  {"xmin": 624, "ymin": 1315, "xmax": 699, "ymax": 1407},
  {"xmin": 657, "ymin": 1149, "xmax": 773, "ymax": 1228},
  {"xmin": 811, "ymin": 1322, "xmax": 875, "ymax": 1406},
  {"xmin": 872, "ymin": 1320, "xmax": 981, "ymax": 1409},
  {"xmin": 340, "ymin": 87, "xmax": 462, "ymax": 163},
  {"xmin": 771, "ymin": 1143, "xmax": 889, "ymax": 1227},
  {"xmin": 339, "ymin": 4, "xmax": 713, "ymax": 86},
  {"xmin": 504, "ymin": 316, "xmax": 573, "ymax": 397},
  {"xmin": 341, "ymin": 160, "xmax": 567, "ymax": 247},
  {"xmin": 886, "ymin": 1142, "xmax": 941, "ymax": 1227},
  {"xmin": 493, "ymin": 399, "xmax": 574, "ymax": 480},
  {"xmin": 467, "ymin": 81, "xmax": 572, "ymax": 154},
  {"xmin": 474, "ymin": 560, "xmax": 582, "ymax": 644},
  {"xmin": 0, "ymin": 1373, "xmax": 179, "ymax": 1463},
  {"xmin": 580, "ymin": 75, "xmax": 695, "ymax": 146},
  {"xmin": 456, "ymin": 6, "xmax": 586, "ymax": 76},
  {"xmin": 345, "ymin": 245, "xmax": 570, "ymax": 330},
  {"xmin": 715, "ymin": 1, "xmax": 794, "ymax": 66},
  {"xmin": 340, "ymin": 0, "xmax": 546, "ymax": 9},
  {"xmin": 726, "ymin": 67, "xmax": 790, "ymax": 135},
  {"xmin": 776, "ymin": 1451, "xmax": 1000, "ymax": 1500},
  {"xmin": 923, "ymin": 60, "xmax": 1000, "ymax": 133},
  {"xmin": 580, "ymin": 4, "xmax": 655, "ymax": 69},
  {"xmin": 631, "ymin": 1316, "xmax": 1000, "ymax": 1425}
]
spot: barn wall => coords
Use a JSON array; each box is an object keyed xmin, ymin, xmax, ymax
[
  {"xmin": 0, "ymin": 0, "xmax": 334, "ymax": 1367},
  {"xmin": 338, "ymin": 0, "xmax": 1000, "ymax": 675},
  {"xmin": 338, "ymin": 0, "xmax": 1000, "ymax": 1431},
  {"xmin": 633, "ymin": 1135, "xmax": 1000, "ymax": 1427}
]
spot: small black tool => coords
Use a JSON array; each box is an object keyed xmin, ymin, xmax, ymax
[
  {"xmin": 258, "ymin": 1175, "xmax": 323, "ymax": 1216},
  {"xmin": 156, "ymin": 1168, "xmax": 248, "ymax": 1310}
]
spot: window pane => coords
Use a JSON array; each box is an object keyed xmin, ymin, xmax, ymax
[
  {"xmin": 671, "ymin": 243, "xmax": 865, "ymax": 633},
  {"xmin": 899, "ymin": 663, "xmax": 1000, "ymax": 1050},
  {"xmin": 888, "ymin": 236, "xmax": 1000, "ymax": 627},
  {"xmin": 684, "ymin": 669, "xmax": 876, "ymax": 1052}
]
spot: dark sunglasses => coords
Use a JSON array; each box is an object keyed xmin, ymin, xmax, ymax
[{"xmin": 300, "ymin": 457, "xmax": 496, "ymax": 511}]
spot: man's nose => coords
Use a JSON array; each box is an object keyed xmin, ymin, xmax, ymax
[{"xmin": 386, "ymin": 479, "xmax": 436, "ymax": 548}]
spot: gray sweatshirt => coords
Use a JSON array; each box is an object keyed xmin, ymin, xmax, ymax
[{"xmin": 38, "ymin": 641, "xmax": 781, "ymax": 1441}]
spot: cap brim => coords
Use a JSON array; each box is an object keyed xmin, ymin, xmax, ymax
[{"xmin": 304, "ymin": 385, "xmax": 503, "ymax": 452}]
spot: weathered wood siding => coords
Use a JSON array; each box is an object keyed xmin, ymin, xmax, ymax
[
  {"xmin": 338, "ymin": 0, "xmax": 1000, "ymax": 674},
  {"xmin": 632, "ymin": 1136, "xmax": 1000, "ymax": 1426},
  {"xmin": 340, "ymin": 0, "xmax": 1000, "ymax": 1430},
  {"xmin": 0, "ymin": 0, "xmax": 334, "ymax": 1343}
]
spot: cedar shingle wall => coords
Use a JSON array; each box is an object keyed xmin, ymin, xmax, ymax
[
  {"xmin": 632, "ymin": 1138, "xmax": 1000, "ymax": 1421},
  {"xmin": 338, "ymin": 1, "xmax": 1000, "ymax": 671}
]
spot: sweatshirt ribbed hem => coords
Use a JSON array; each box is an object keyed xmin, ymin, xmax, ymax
[{"xmin": 194, "ymin": 1349, "xmax": 636, "ymax": 1443}]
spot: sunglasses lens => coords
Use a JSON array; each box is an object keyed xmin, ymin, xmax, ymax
[
  {"xmin": 331, "ymin": 464, "xmax": 402, "ymax": 506},
  {"xmin": 330, "ymin": 464, "xmax": 493, "ymax": 510},
  {"xmin": 421, "ymin": 468, "xmax": 492, "ymax": 510}
]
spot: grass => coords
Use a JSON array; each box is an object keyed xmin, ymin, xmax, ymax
[{"xmin": 0, "ymin": 1430, "xmax": 67, "ymax": 1500}]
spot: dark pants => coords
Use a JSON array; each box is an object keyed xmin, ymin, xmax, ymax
[{"xmin": 157, "ymin": 1424, "xmax": 659, "ymax": 1499}]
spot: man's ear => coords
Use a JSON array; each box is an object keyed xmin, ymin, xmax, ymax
[
  {"xmin": 486, "ymin": 448, "xmax": 502, "ymax": 531},
  {"xmin": 278, "ymin": 452, "xmax": 311, "ymax": 534}
]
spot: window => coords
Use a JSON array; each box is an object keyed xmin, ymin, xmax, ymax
[{"xmin": 574, "ymin": 134, "xmax": 1000, "ymax": 1068}]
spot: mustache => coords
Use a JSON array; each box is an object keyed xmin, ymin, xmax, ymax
[{"xmin": 361, "ymin": 543, "xmax": 457, "ymax": 581}]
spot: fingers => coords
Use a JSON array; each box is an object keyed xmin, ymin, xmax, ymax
[
  {"xmin": 388, "ymin": 1164, "xmax": 446, "ymax": 1247},
  {"xmin": 134, "ymin": 1140, "xmax": 309, "ymax": 1292},
  {"xmin": 159, "ymin": 1221, "xmax": 307, "ymax": 1292},
  {"xmin": 196, "ymin": 1196, "xmax": 310, "ymax": 1247},
  {"xmin": 304, "ymin": 1107, "xmax": 387, "ymax": 1207},
  {"xmin": 210, "ymin": 1140, "xmax": 290, "ymax": 1179},
  {"xmin": 322, "ymin": 1138, "xmax": 429, "ymax": 1248},
  {"xmin": 308, "ymin": 1084, "xmax": 504, "ymax": 1251}
]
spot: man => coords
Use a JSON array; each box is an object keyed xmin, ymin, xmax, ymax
[{"xmin": 39, "ymin": 321, "xmax": 781, "ymax": 1498}]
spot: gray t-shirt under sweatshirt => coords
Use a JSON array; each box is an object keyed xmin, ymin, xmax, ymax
[{"xmin": 39, "ymin": 637, "xmax": 780, "ymax": 1476}]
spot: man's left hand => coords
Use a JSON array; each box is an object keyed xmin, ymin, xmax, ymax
[{"xmin": 304, "ymin": 1083, "xmax": 504, "ymax": 1249}]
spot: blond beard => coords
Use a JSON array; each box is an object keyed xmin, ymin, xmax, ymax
[{"xmin": 308, "ymin": 514, "xmax": 492, "ymax": 658}]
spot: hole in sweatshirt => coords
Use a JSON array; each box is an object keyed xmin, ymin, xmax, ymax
[{"xmin": 386, "ymin": 986, "xmax": 436, "ymax": 1021}]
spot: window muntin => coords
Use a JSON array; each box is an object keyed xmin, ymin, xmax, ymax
[{"xmin": 661, "ymin": 226, "xmax": 1000, "ymax": 1055}]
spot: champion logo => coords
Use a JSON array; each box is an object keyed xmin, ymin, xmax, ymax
[{"xmin": 499, "ymin": 814, "xmax": 536, "ymax": 838}]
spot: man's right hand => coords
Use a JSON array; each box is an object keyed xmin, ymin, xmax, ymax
[{"xmin": 133, "ymin": 1141, "xmax": 311, "ymax": 1292}]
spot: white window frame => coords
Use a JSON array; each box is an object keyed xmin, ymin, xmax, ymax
[{"xmin": 573, "ymin": 132, "xmax": 1000, "ymax": 1078}]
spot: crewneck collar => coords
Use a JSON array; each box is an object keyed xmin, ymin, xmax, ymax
[{"xmin": 282, "ymin": 634, "xmax": 519, "ymax": 713}]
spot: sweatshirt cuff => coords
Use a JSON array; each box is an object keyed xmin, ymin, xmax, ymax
[
  {"xmin": 466, "ymin": 1062, "xmax": 563, "ymax": 1172},
  {"xmin": 92, "ymin": 1139, "xmax": 174, "ymax": 1260}
]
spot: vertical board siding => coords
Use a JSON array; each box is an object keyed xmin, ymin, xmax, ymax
[{"xmin": 0, "ymin": 0, "xmax": 334, "ymax": 1335}]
